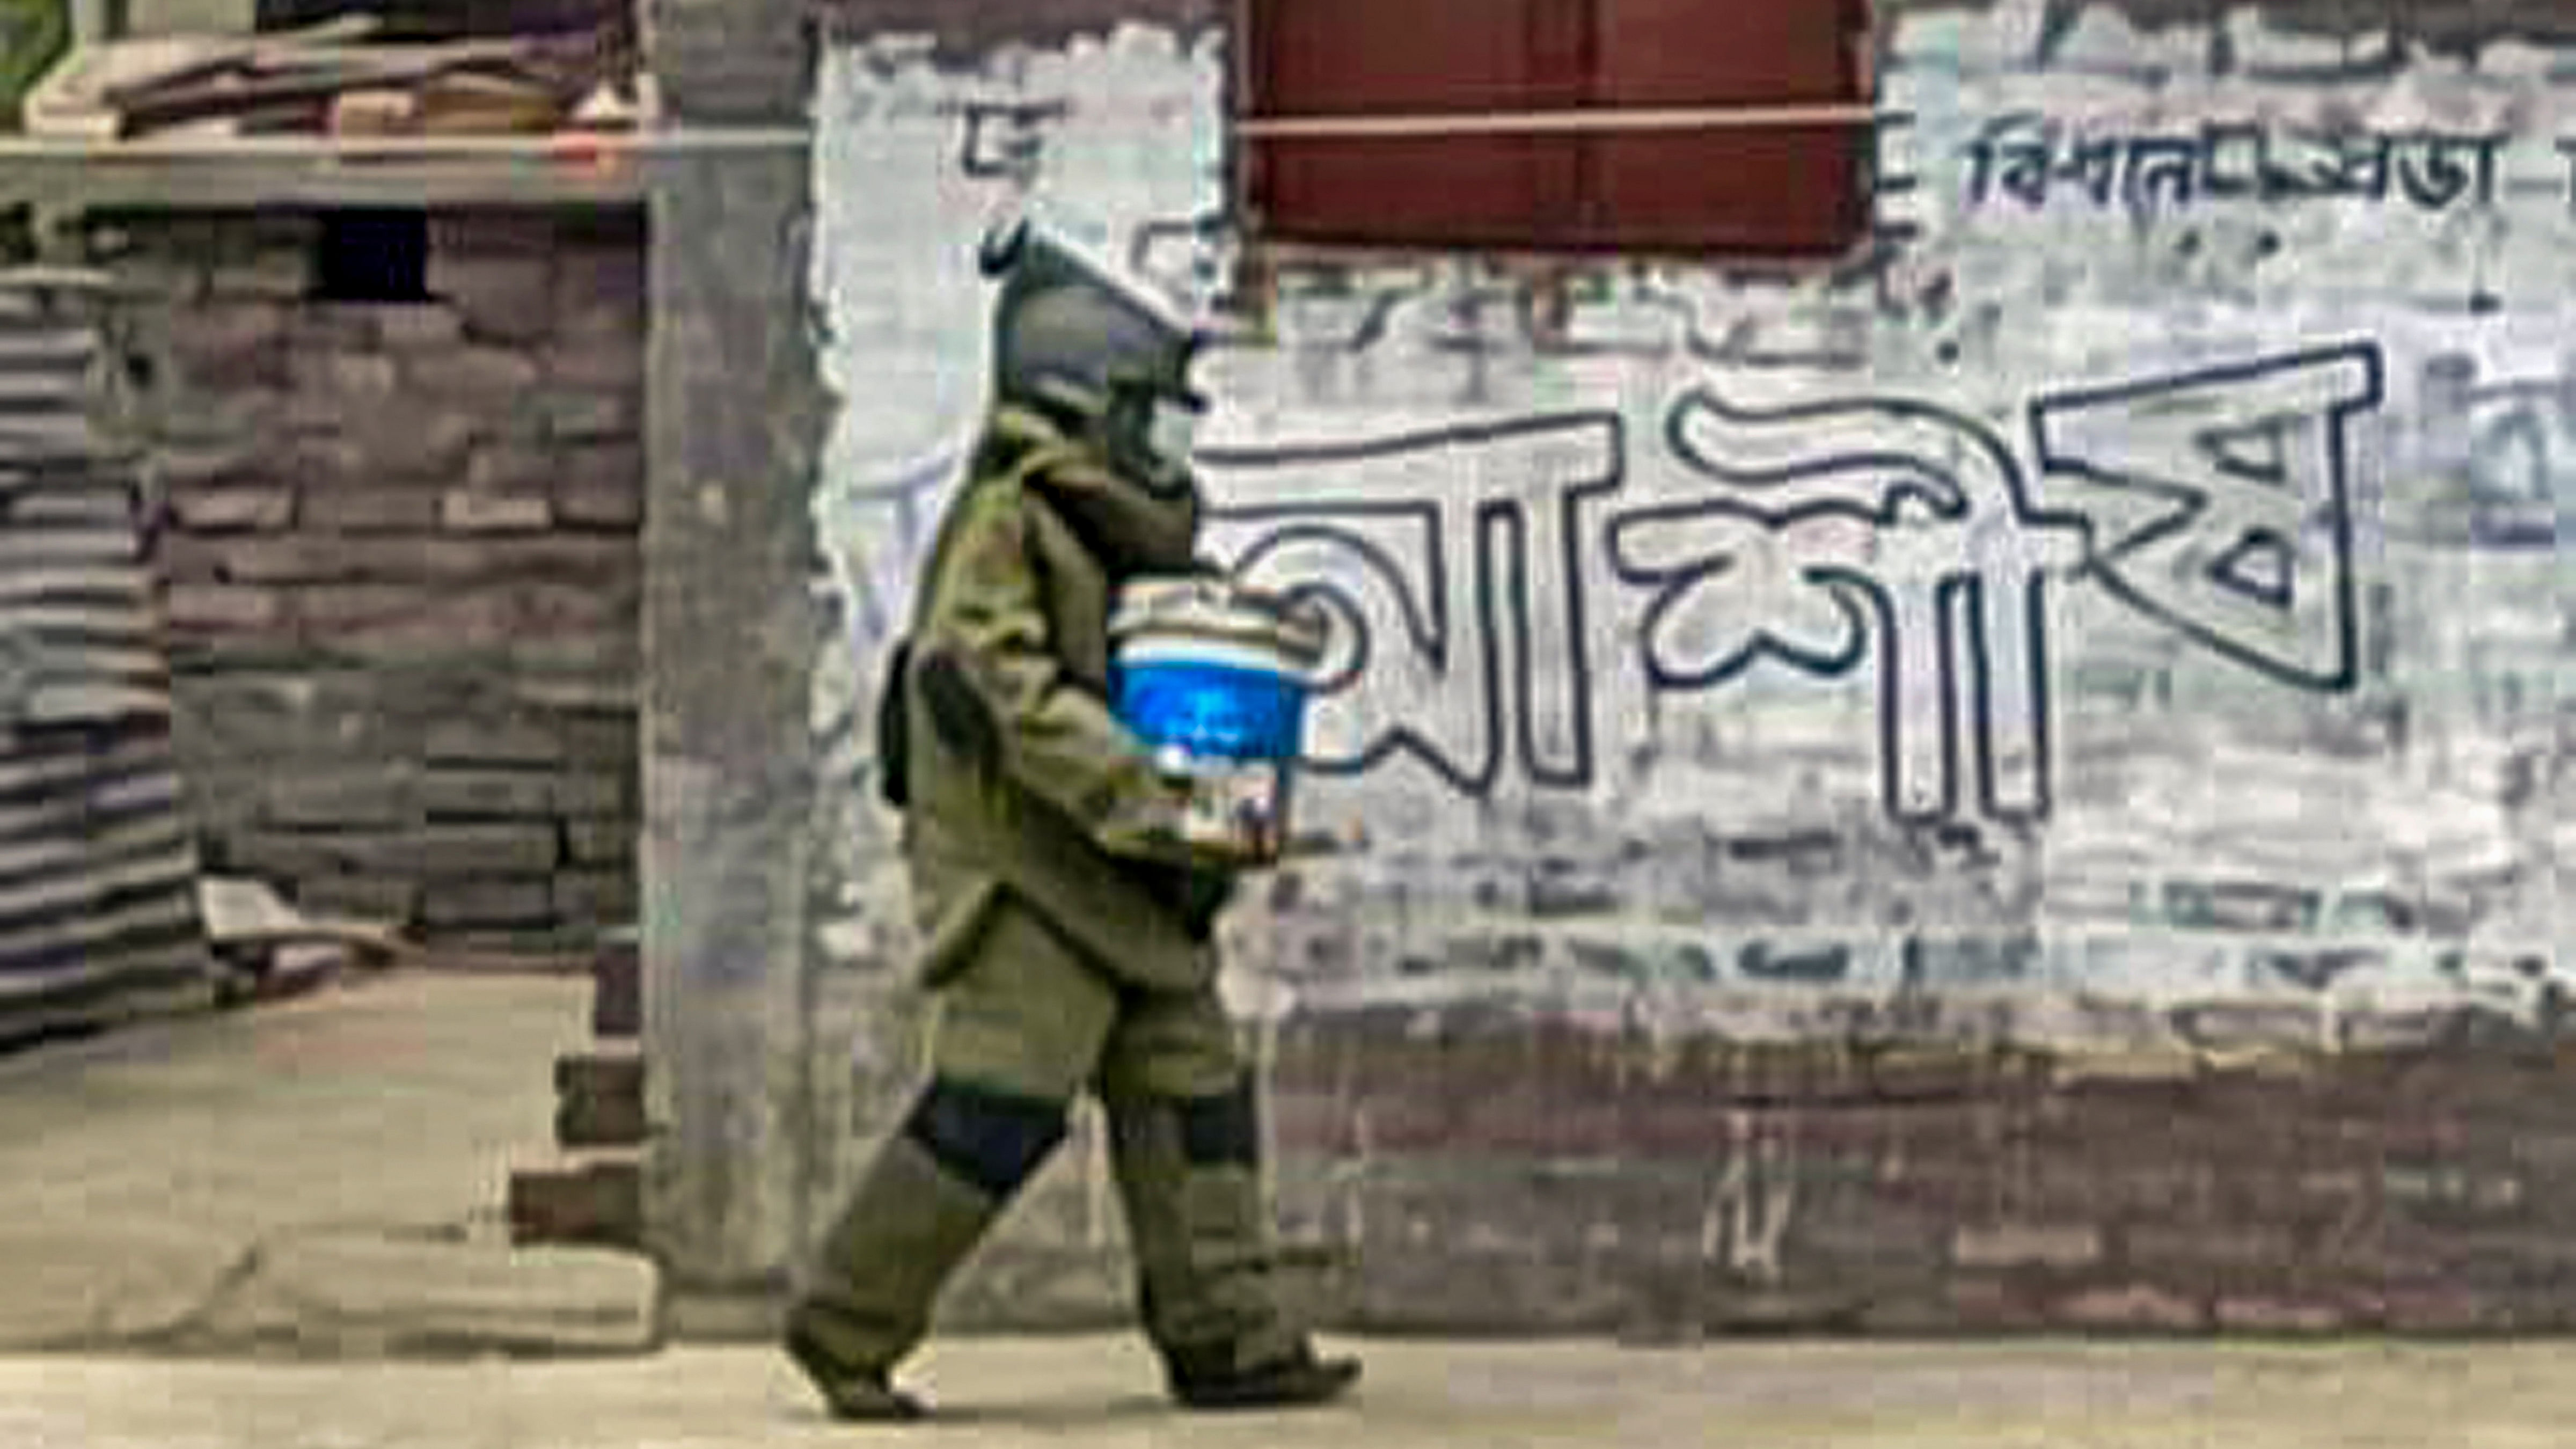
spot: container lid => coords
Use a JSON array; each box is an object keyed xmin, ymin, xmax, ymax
[{"xmin": 1111, "ymin": 574, "xmax": 1328, "ymax": 667}]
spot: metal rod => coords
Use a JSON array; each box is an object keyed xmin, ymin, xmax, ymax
[
  {"xmin": 1238, "ymin": 105, "xmax": 1880, "ymax": 140},
  {"xmin": 0, "ymin": 128, "xmax": 812, "ymax": 160}
]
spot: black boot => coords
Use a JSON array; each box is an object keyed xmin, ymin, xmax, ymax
[
  {"xmin": 1107, "ymin": 1082, "xmax": 1363, "ymax": 1413},
  {"xmin": 783, "ymin": 1131, "xmax": 998, "ymax": 1421},
  {"xmin": 1166, "ymin": 1340, "xmax": 1363, "ymax": 1411},
  {"xmin": 787, "ymin": 1079, "xmax": 1067, "ymax": 1423},
  {"xmin": 781, "ymin": 1327, "xmax": 931, "ymax": 1423}
]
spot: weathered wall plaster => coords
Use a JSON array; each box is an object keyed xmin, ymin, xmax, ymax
[
  {"xmin": 774, "ymin": 0, "xmax": 2575, "ymax": 1333},
  {"xmin": 810, "ymin": 3, "xmax": 2569, "ymax": 1049}
]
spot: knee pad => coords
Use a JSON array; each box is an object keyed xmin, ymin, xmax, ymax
[
  {"xmin": 1175, "ymin": 1074, "xmax": 1260, "ymax": 1168},
  {"xmin": 903, "ymin": 1078, "xmax": 1069, "ymax": 1197}
]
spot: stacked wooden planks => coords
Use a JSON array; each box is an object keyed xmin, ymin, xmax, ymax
[
  {"xmin": 22, "ymin": 15, "xmax": 632, "ymax": 141},
  {"xmin": 0, "ymin": 270, "xmax": 213, "ymax": 1046}
]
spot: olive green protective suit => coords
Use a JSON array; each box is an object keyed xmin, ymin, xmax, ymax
[{"xmin": 784, "ymin": 403, "xmax": 1307, "ymax": 1411}]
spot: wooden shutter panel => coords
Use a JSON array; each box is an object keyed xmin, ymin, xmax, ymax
[
  {"xmin": 1581, "ymin": 0, "xmax": 1869, "ymax": 254},
  {"xmin": 1238, "ymin": 0, "xmax": 1870, "ymax": 257},
  {"xmin": 1240, "ymin": 0, "xmax": 1576, "ymax": 250}
]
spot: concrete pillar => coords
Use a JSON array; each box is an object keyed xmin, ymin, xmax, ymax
[{"xmin": 639, "ymin": 0, "xmax": 826, "ymax": 1338}]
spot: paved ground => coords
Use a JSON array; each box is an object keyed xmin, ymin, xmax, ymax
[
  {"xmin": 3, "ymin": 1335, "xmax": 2574, "ymax": 1447},
  {"xmin": 0, "ymin": 968, "xmax": 654, "ymax": 1355}
]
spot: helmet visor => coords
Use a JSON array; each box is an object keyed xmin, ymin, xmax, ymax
[{"xmin": 1142, "ymin": 392, "xmax": 1206, "ymax": 481}]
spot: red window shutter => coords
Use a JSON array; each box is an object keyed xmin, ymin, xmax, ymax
[
  {"xmin": 1240, "ymin": 0, "xmax": 1580, "ymax": 250},
  {"xmin": 1243, "ymin": 0, "xmax": 1550, "ymax": 115},
  {"xmin": 1239, "ymin": 0, "xmax": 1871, "ymax": 257},
  {"xmin": 1581, "ymin": 0, "xmax": 1869, "ymax": 254},
  {"xmin": 1589, "ymin": 0, "xmax": 1858, "ymax": 106}
]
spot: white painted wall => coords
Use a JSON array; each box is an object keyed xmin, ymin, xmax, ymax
[{"xmin": 808, "ymin": 3, "xmax": 2572, "ymax": 1053}]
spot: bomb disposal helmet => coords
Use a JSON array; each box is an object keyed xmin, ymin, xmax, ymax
[{"xmin": 981, "ymin": 221, "xmax": 1206, "ymax": 495}]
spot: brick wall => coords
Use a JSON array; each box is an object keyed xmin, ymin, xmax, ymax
[
  {"xmin": 1254, "ymin": 1010, "xmax": 2576, "ymax": 1336},
  {"xmin": 89, "ymin": 208, "xmax": 643, "ymax": 953}
]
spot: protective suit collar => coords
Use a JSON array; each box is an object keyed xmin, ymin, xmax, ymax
[{"xmin": 979, "ymin": 405, "xmax": 1201, "ymax": 580}]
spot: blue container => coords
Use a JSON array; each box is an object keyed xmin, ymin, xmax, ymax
[
  {"xmin": 1111, "ymin": 654, "xmax": 1309, "ymax": 764},
  {"xmin": 1108, "ymin": 580, "xmax": 1326, "ymax": 759},
  {"xmin": 1108, "ymin": 579, "xmax": 1328, "ymax": 862}
]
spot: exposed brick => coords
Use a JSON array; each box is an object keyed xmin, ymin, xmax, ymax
[
  {"xmin": 162, "ymin": 302, "xmax": 288, "ymax": 387},
  {"xmin": 224, "ymin": 832, "xmax": 350, "ymax": 877},
  {"xmin": 564, "ymin": 819, "xmax": 636, "ymax": 865},
  {"xmin": 1867, "ymin": 1048, "xmax": 2025, "ymax": 1101},
  {"xmin": 404, "ymin": 344, "xmax": 544, "ymax": 400},
  {"xmin": 560, "ymin": 441, "xmax": 641, "ymax": 491},
  {"xmin": 554, "ymin": 475, "xmax": 642, "ymax": 529},
  {"xmin": 206, "ymin": 247, "xmax": 309, "ymax": 301},
  {"xmin": 591, "ymin": 940, "xmax": 640, "ymax": 1037},
  {"xmin": 540, "ymin": 388, "xmax": 638, "ymax": 443},
  {"xmin": 553, "ymin": 244, "xmax": 646, "ymax": 318},
  {"xmin": 429, "ymin": 212, "xmax": 559, "ymax": 257},
  {"xmin": 553, "ymin": 869, "xmax": 639, "ymax": 925},
  {"xmin": 546, "ymin": 333, "xmax": 645, "ymax": 386},
  {"xmin": 284, "ymin": 386, "xmax": 364, "ymax": 433},
  {"xmin": 515, "ymin": 680, "xmax": 638, "ymax": 714},
  {"xmin": 427, "ymin": 254, "xmax": 554, "ymax": 345},
  {"xmin": 1944, "ymin": 1277, "xmax": 2055, "ymax": 1331},
  {"xmin": 299, "ymin": 589, "xmax": 531, "ymax": 655},
  {"xmin": 233, "ymin": 824, "xmax": 560, "ymax": 877},
  {"xmin": 2213, "ymin": 1298, "xmax": 2352, "ymax": 1334},
  {"xmin": 511, "ymin": 640, "xmax": 641, "ymax": 708},
  {"xmin": 308, "ymin": 411, "xmax": 485, "ymax": 484},
  {"xmin": 426, "ymin": 719, "xmax": 566, "ymax": 765},
  {"xmin": 441, "ymin": 489, "xmax": 555, "ymax": 533},
  {"xmin": 201, "ymin": 532, "xmax": 628, "ymax": 584},
  {"xmin": 421, "ymin": 877, "xmax": 557, "ymax": 926},
  {"xmin": 2382, "ymin": 1163, "xmax": 2528, "ymax": 1217},
  {"xmin": 508, "ymin": 1160, "xmax": 641, "ymax": 1249},
  {"xmin": 371, "ymin": 303, "xmax": 467, "ymax": 349},
  {"xmin": 440, "ymin": 925, "xmax": 599, "ymax": 954},
  {"xmin": 1696, "ymin": 1285, "xmax": 1878, "ymax": 1334},
  {"xmin": 467, "ymin": 445, "xmax": 556, "ymax": 493},
  {"xmin": 295, "ymin": 582, "xmax": 444, "ymax": 626},
  {"xmin": 109, "ymin": 253, "xmax": 209, "ymax": 305},
  {"xmin": 299, "ymin": 486, "xmax": 440, "ymax": 533},
  {"xmin": 154, "ymin": 442, "xmax": 261, "ymax": 490},
  {"xmin": 420, "ymin": 769, "xmax": 556, "ymax": 819},
  {"xmin": 291, "ymin": 874, "xmax": 421, "ymax": 923},
  {"xmin": 288, "ymin": 349, "xmax": 399, "ymax": 399},
  {"xmin": 1787, "ymin": 1185, "xmax": 1953, "ymax": 1266},
  {"xmin": 168, "ymin": 487, "xmax": 295, "ymax": 532},
  {"xmin": 2376, "ymin": 1285, "xmax": 2500, "ymax": 1333},
  {"xmin": 2056, "ymin": 1284, "xmax": 2205, "ymax": 1331},
  {"xmin": 183, "ymin": 387, "xmax": 294, "ymax": 446},
  {"xmin": 552, "ymin": 771, "xmax": 633, "ymax": 818},
  {"xmin": 188, "ymin": 536, "xmax": 348, "ymax": 584},
  {"xmin": 261, "ymin": 770, "xmax": 419, "ymax": 829},
  {"xmin": 2122, "ymin": 1223, "xmax": 2300, "ymax": 1274},
  {"xmin": 292, "ymin": 304, "xmax": 380, "ymax": 350},
  {"xmin": 2049, "ymin": 1049, "xmax": 2205, "ymax": 1089},
  {"xmin": 164, "ymin": 583, "xmax": 285, "ymax": 632},
  {"xmin": 2170, "ymin": 1002, "xmax": 2328, "ymax": 1055},
  {"xmin": 1951, "ymin": 1223, "xmax": 2104, "ymax": 1270},
  {"xmin": 555, "ymin": 1052, "xmax": 647, "ymax": 1148},
  {"xmin": 519, "ymin": 582, "xmax": 636, "ymax": 634},
  {"xmin": 1854, "ymin": 1292, "xmax": 1967, "ymax": 1334},
  {"xmin": 561, "ymin": 714, "xmax": 639, "ymax": 765}
]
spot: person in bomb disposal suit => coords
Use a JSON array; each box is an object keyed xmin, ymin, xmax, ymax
[{"xmin": 782, "ymin": 223, "xmax": 1361, "ymax": 1421}]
